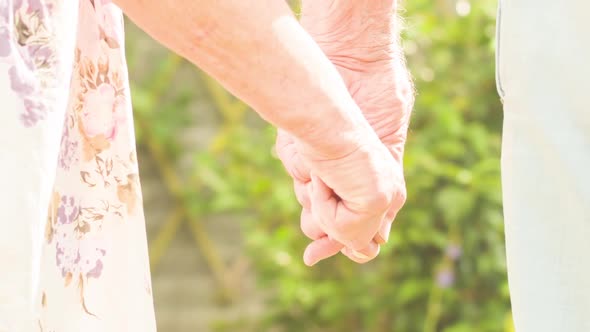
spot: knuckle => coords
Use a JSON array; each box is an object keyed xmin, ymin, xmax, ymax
[
  {"xmin": 365, "ymin": 189, "xmax": 391, "ymax": 211},
  {"xmin": 395, "ymin": 187, "xmax": 407, "ymax": 207},
  {"xmin": 292, "ymin": 160, "xmax": 310, "ymax": 182}
]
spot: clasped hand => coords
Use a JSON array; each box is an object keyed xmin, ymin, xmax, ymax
[
  {"xmin": 275, "ymin": 0, "xmax": 413, "ymax": 266},
  {"xmin": 276, "ymin": 128, "xmax": 406, "ymax": 266}
]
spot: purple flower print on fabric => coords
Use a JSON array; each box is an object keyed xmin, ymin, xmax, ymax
[
  {"xmin": 56, "ymin": 195, "xmax": 80, "ymax": 225},
  {"xmin": 3, "ymin": 0, "xmax": 59, "ymax": 127},
  {"xmin": 58, "ymin": 123, "xmax": 80, "ymax": 170}
]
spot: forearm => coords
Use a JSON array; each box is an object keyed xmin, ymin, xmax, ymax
[
  {"xmin": 300, "ymin": 0, "xmax": 399, "ymax": 66},
  {"xmin": 115, "ymin": 0, "xmax": 374, "ymax": 157},
  {"xmin": 300, "ymin": 0, "xmax": 413, "ymax": 154}
]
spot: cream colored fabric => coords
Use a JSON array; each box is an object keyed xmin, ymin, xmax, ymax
[
  {"xmin": 497, "ymin": 1, "xmax": 590, "ymax": 331},
  {"xmin": 0, "ymin": 1, "xmax": 156, "ymax": 331}
]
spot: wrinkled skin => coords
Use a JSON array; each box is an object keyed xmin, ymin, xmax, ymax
[
  {"xmin": 276, "ymin": 3, "xmax": 414, "ymax": 265},
  {"xmin": 277, "ymin": 129, "xmax": 405, "ymax": 265}
]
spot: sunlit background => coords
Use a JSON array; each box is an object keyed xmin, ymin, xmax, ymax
[{"xmin": 125, "ymin": 0, "xmax": 509, "ymax": 331}]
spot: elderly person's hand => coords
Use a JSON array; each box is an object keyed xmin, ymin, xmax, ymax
[
  {"xmin": 276, "ymin": 0, "xmax": 414, "ymax": 265},
  {"xmin": 277, "ymin": 128, "xmax": 405, "ymax": 266},
  {"xmin": 301, "ymin": 0, "xmax": 414, "ymax": 159},
  {"xmin": 118, "ymin": 0, "xmax": 406, "ymax": 265}
]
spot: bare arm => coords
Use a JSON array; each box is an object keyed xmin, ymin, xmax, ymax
[
  {"xmin": 301, "ymin": 0, "xmax": 399, "ymax": 64},
  {"xmin": 115, "ymin": 0, "xmax": 377, "ymax": 157},
  {"xmin": 300, "ymin": 0, "xmax": 413, "ymax": 159},
  {"xmin": 275, "ymin": 0, "xmax": 412, "ymax": 264},
  {"xmin": 117, "ymin": 0, "xmax": 406, "ymax": 264}
]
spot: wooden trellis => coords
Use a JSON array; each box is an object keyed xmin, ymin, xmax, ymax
[{"xmin": 133, "ymin": 54, "xmax": 248, "ymax": 304}]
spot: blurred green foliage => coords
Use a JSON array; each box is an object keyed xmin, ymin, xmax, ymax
[{"xmin": 127, "ymin": 0, "xmax": 509, "ymax": 331}]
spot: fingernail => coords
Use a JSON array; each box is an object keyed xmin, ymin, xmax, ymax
[
  {"xmin": 373, "ymin": 233, "xmax": 387, "ymax": 245},
  {"xmin": 350, "ymin": 250, "xmax": 370, "ymax": 260}
]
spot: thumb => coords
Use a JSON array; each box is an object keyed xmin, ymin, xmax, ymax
[{"xmin": 303, "ymin": 236, "xmax": 344, "ymax": 266}]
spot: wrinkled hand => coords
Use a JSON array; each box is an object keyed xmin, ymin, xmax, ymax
[
  {"xmin": 276, "ymin": 3, "xmax": 414, "ymax": 265},
  {"xmin": 300, "ymin": 1, "xmax": 414, "ymax": 160},
  {"xmin": 276, "ymin": 128, "xmax": 405, "ymax": 266}
]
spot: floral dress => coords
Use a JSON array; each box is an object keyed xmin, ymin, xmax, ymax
[{"xmin": 0, "ymin": 1, "xmax": 156, "ymax": 331}]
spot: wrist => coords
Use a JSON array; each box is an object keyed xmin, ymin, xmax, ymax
[{"xmin": 287, "ymin": 101, "xmax": 379, "ymax": 161}]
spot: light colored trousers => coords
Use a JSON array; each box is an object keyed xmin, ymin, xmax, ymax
[{"xmin": 497, "ymin": 1, "xmax": 590, "ymax": 331}]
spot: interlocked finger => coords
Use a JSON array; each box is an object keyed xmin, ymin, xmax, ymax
[
  {"xmin": 294, "ymin": 180, "xmax": 311, "ymax": 210},
  {"xmin": 300, "ymin": 207, "xmax": 324, "ymax": 240},
  {"xmin": 275, "ymin": 130, "xmax": 311, "ymax": 183},
  {"xmin": 309, "ymin": 175, "xmax": 384, "ymax": 251},
  {"xmin": 341, "ymin": 240, "xmax": 381, "ymax": 264}
]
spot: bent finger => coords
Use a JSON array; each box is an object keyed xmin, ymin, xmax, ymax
[
  {"xmin": 294, "ymin": 180, "xmax": 311, "ymax": 209},
  {"xmin": 308, "ymin": 175, "xmax": 337, "ymax": 228},
  {"xmin": 341, "ymin": 240, "xmax": 380, "ymax": 264},
  {"xmin": 303, "ymin": 236, "xmax": 344, "ymax": 266},
  {"xmin": 276, "ymin": 132, "xmax": 310, "ymax": 183},
  {"xmin": 300, "ymin": 208, "xmax": 324, "ymax": 240},
  {"xmin": 375, "ymin": 206, "xmax": 398, "ymax": 244}
]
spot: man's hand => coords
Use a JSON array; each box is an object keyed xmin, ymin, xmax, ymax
[
  {"xmin": 300, "ymin": 0, "xmax": 413, "ymax": 159},
  {"xmin": 276, "ymin": 0, "xmax": 413, "ymax": 265}
]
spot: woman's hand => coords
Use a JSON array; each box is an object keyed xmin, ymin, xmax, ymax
[
  {"xmin": 277, "ymin": 126, "xmax": 406, "ymax": 266},
  {"xmin": 116, "ymin": 0, "xmax": 409, "ymax": 266}
]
